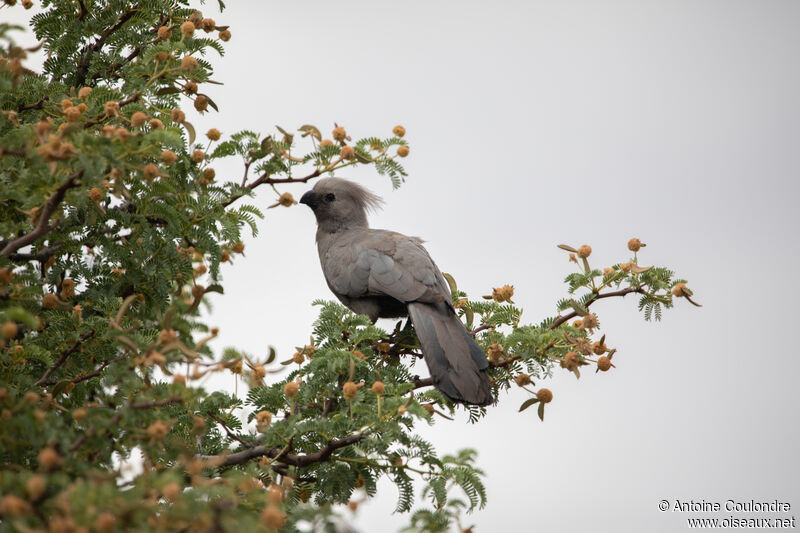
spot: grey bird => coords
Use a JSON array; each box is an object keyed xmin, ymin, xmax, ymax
[{"xmin": 299, "ymin": 177, "xmax": 493, "ymax": 406}]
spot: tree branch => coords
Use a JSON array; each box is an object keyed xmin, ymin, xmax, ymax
[
  {"xmin": 548, "ymin": 287, "xmax": 645, "ymax": 330},
  {"xmin": 1, "ymin": 170, "xmax": 83, "ymax": 257},
  {"xmin": 40, "ymin": 353, "xmax": 127, "ymax": 387},
  {"xmin": 75, "ymin": 7, "xmax": 139, "ymax": 87},
  {"xmin": 223, "ymin": 168, "xmax": 321, "ymax": 208},
  {"xmin": 130, "ymin": 397, "xmax": 182, "ymax": 409},
  {"xmin": 208, "ymin": 412, "xmax": 254, "ymax": 447},
  {"xmin": 90, "ymin": 47, "xmax": 142, "ymax": 83},
  {"xmin": 37, "ymin": 330, "xmax": 95, "ymax": 386},
  {"xmin": 198, "ymin": 433, "xmax": 363, "ymax": 468},
  {"xmin": 412, "ymin": 377, "xmax": 433, "ymax": 389},
  {"xmin": 8, "ymin": 244, "xmax": 62, "ymax": 263},
  {"xmin": 17, "ymin": 97, "xmax": 47, "ymax": 112}
]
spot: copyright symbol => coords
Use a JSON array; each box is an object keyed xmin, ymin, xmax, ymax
[{"xmin": 659, "ymin": 500, "xmax": 670, "ymax": 512}]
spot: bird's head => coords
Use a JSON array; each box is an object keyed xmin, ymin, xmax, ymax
[{"xmin": 299, "ymin": 178, "xmax": 383, "ymax": 232}]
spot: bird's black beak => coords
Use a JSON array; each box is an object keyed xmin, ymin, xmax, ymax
[{"xmin": 299, "ymin": 190, "xmax": 318, "ymax": 209}]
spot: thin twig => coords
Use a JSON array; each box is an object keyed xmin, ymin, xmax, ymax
[
  {"xmin": 1, "ymin": 170, "xmax": 84, "ymax": 257},
  {"xmin": 222, "ymin": 168, "xmax": 321, "ymax": 208},
  {"xmin": 470, "ymin": 323, "xmax": 492, "ymax": 337},
  {"xmin": 75, "ymin": 7, "xmax": 139, "ymax": 86},
  {"xmin": 548, "ymin": 287, "xmax": 644, "ymax": 330},
  {"xmin": 197, "ymin": 433, "xmax": 363, "ymax": 468},
  {"xmin": 40, "ymin": 353, "xmax": 127, "ymax": 387},
  {"xmin": 208, "ymin": 412, "xmax": 253, "ymax": 447},
  {"xmin": 8, "ymin": 244, "xmax": 62, "ymax": 263},
  {"xmin": 17, "ymin": 97, "xmax": 47, "ymax": 112},
  {"xmin": 130, "ymin": 397, "xmax": 183, "ymax": 409},
  {"xmin": 37, "ymin": 330, "xmax": 95, "ymax": 386},
  {"xmin": 90, "ymin": 47, "xmax": 142, "ymax": 82}
]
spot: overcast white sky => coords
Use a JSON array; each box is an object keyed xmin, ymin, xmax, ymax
[{"xmin": 7, "ymin": 1, "xmax": 800, "ymax": 531}]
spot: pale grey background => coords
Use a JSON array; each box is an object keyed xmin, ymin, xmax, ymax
[{"xmin": 6, "ymin": 1, "xmax": 800, "ymax": 531}]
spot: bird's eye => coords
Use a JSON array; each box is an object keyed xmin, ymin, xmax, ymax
[{"xmin": 325, "ymin": 193, "xmax": 335, "ymax": 202}]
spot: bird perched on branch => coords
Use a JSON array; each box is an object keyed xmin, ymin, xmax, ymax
[{"xmin": 299, "ymin": 178, "xmax": 493, "ymax": 406}]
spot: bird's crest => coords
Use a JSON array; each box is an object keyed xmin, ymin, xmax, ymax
[{"xmin": 313, "ymin": 177, "xmax": 384, "ymax": 214}]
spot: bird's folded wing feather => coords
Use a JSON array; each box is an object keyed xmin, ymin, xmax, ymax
[{"xmin": 323, "ymin": 230, "xmax": 450, "ymax": 305}]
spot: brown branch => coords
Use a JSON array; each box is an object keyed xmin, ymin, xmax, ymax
[
  {"xmin": 70, "ymin": 411, "xmax": 121, "ymax": 452},
  {"xmin": 198, "ymin": 433, "xmax": 364, "ymax": 468},
  {"xmin": 491, "ymin": 340, "xmax": 556, "ymax": 369},
  {"xmin": 321, "ymin": 397, "xmax": 336, "ymax": 417},
  {"xmin": 17, "ymin": 97, "xmax": 47, "ymax": 112},
  {"xmin": 37, "ymin": 330, "xmax": 95, "ymax": 386},
  {"xmin": 1, "ymin": 170, "xmax": 84, "ymax": 257},
  {"xmin": 77, "ymin": 0, "xmax": 88, "ymax": 20},
  {"xmin": 130, "ymin": 397, "xmax": 183, "ymax": 409},
  {"xmin": 75, "ymin": 7, "xmax": 139, "ymax": 87},
  {"xmin": 71, "ymin": 354, "xmax": 127, "ymax": 384},
  {"xmin": 208, "ymin": 412, "xmax": 253, "ymax": 447},
  {"xmin": 548, "ymin": 287, "xmax": 645, "ymax": 330},
  {"xmin": 8, "ymin": 244, "xmax": 62, "ymax": 263},
  {"xmin": 222, "ymin": 168, "xmax": 322, "ymax": 208},
  {"xmin": 412, "ymin": 377, "xmax": 433, "ymax": 390},
  {"xmin": 41, "ymin": 353, "xmax": 127, "ymax": 387},
  {"xmin": 0, "ymin": 149, "xmax": 26, "ymax": 157},
  {"xmin": 470, "ymin": 323, "xmax": 492, "ymax": 337},
  {"xmin": 90, "ymin": 47, "xmax": 142, "ymax": 83}
]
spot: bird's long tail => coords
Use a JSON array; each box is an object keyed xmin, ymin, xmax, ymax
[{"xmin": 407, "ymin": 302, "xmax": 493, "ymax": 406}]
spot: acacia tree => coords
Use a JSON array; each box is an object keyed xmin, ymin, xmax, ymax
[{"xmin": 0, "ymin": 2, "xmax": 699, "ymax": 532}]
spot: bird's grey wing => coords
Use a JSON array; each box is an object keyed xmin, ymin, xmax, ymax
[
  {"xmin": 321, "ymin": 230, "xmax": 449, "ymax": 305},
  {"xmin": 361, "ymin": 230, "xmax": 449, "ymax": 305}
]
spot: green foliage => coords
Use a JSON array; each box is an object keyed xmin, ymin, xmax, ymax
[{"xmin": 0, "ymin": 3, "xmax": 696, "ymax": 532}]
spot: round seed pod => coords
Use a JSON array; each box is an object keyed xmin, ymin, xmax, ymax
[
  {"xmin": 514, "ymin": 373, "xmax": 532, "ymax": 387},
  {"xmin": 284, "ymin": 381, "xmax": 299, "ymax": 398},
  {"xmin": 194, "ymin": 95, "xmax": 209, "ymax": 112},
  {"xmin": 537, "ymin": 388, "xmax": 553, "ymax": 404},
  {"xmin": 38, "ymin": 447, "xmax": 62, "ymax": 471},
  {"xmin": 147, "ymin": 420, "xmax": 169, "ymax": 441},
  {"xmin": 180, "ymin": 21, "xmax": 195, "ymax": 37},
  {"xmin": 342, "ymin": 381, "xmax": 358, "ymax": 400},
  {"xmin": 181, "ymin": 55, "xmax": 198, "ymax": 71},
  {"xmin": 171, "ymin": 108, "xmax": 186, "ymax": 123},
  {"xmin": 261, "ymin": 506, "xmax": 286, "ymax": 529},
  {"xmin": 143, "ymin": 163, "xmax": 160, "ymax": 181},
  {"xmin": 1, "ymin": 321, "xmax": 18, "ymax": 340},
  {"xmin": 131, "ymin": 111, "xmax": 147, "ymax": 127}
]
